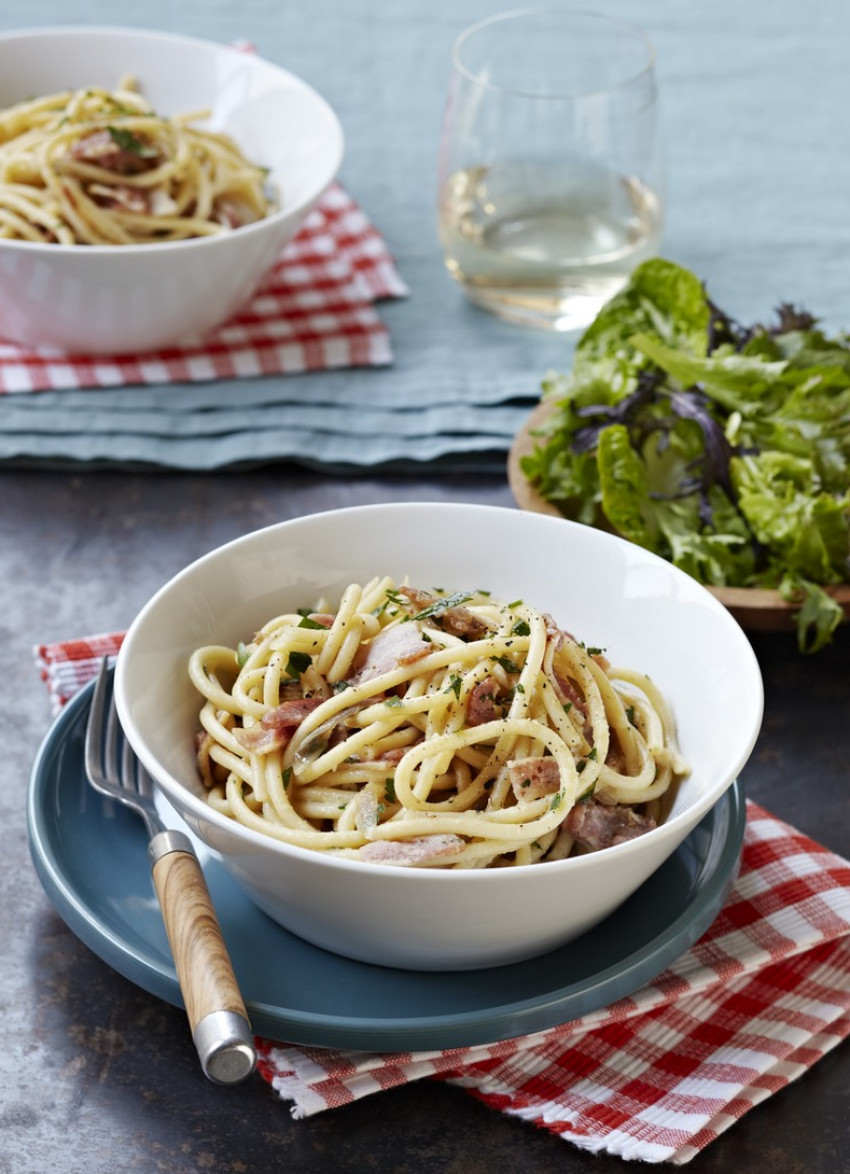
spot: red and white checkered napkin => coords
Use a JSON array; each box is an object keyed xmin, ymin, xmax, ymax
[
  {"xmin": 1, "ymin": 183, "xmax": 407, "ymax": 393},
  {"xmin": 35, "ymin": 633, "xmax": 850, "ymax": 1165},
  {"xmin": 36, "ymin": 631, "xmax": 127, "ymax": 711}
]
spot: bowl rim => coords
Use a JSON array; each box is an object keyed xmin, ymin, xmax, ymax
[
  {"xmin": 115, "ymin": 501, "xmax": 765, "ymax": 880},
  {"xmin": 0, "ymin": 24, "xmax": 345, "ymax": 256}
]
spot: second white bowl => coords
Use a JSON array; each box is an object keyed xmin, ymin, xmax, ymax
[{"xmin": 0, "ymin": 27, "xmax": 344, "ymax": 353}]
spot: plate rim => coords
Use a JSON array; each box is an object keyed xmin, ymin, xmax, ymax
[{"xmin": 27, "ymin": 680, "xmax": 747, "ymax": 1051}]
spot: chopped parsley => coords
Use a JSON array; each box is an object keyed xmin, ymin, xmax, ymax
[
  {"xmin": 492, "ymin": 656, "xmax": 521, "ymax": 673},
  {"xmin": 376, "ymin": 590, "xmax": 405, "ymax": 617},
  {"xmin": 106, "ymin": 125, "xmax": 158, "ymax": 157},
  {"xmin": 285, "ymin": 651, "xmax": 312, "ymax": 678},
  {"xmin": 298, "ymin": 615, "xmax": 327, "ymax": 630},
  {"xmin": 408, "ymin": 590, "xmax": 474, "ymax": 622}
]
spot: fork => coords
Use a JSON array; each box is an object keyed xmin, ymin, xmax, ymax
[{"xmin": 84, "ymin": 657, "xmax": 256, "ymax": 1085}]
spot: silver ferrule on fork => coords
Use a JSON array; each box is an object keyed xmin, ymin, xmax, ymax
[{"xmin": 148, "ymin": 828, "xmax": 195, "ymax": 866}]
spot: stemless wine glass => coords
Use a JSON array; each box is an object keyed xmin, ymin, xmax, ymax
[{"xmin": 438, "ymin": 7, "xmax": 663, "ymax": 331}]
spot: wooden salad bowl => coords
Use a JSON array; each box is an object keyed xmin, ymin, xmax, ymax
[{"xmin": 508, "ymin": 401, "xmax": 850, "ymax": 634}]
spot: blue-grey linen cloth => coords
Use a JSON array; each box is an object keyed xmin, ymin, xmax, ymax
[{"xmin": 1, "ymin": 0, "xmax": 848, "ymax": 473}]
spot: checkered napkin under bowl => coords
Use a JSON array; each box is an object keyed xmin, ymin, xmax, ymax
[
  {"xmin": 0, "ymin": 184, "xmax": 407, "ymax": 392},
  {"xmin": 34, "ymin": 635, "xmax": 850, "ymax": 1165}
]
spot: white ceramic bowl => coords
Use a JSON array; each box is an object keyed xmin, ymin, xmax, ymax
[
  {"xmin": 115, "ymin": 503, "xmax": 764, "ymax": 971},
  {"xmin": 0, "ymin": 27, "xmax": 343, "ymax": 353}
]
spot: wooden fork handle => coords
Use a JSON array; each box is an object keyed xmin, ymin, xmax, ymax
[{"xmin": 149, "ymin": 830, "xmax": 256, "ymax": 1085}]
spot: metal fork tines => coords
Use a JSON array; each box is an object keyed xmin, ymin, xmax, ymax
[
  {"xmin": 84, "ymin": 661, "xmax": 160, "ymax": 840},
  {"xmin": 83, "ymin": 657, "xmax": 256, "ymax": 1085}
]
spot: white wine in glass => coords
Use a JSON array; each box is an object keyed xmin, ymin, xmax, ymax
[{"xmin": 438, "ymin": 10, "xmax": 664, "ymax": 331}]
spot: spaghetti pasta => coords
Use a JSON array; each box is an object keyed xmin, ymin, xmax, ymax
[
  {"xmin": 0, "ymin": 81, "xmax": 273, "ymax": 244},
  {"xmin": 189, "ymin": 578, "xmax": 690, "ymax": 868}
]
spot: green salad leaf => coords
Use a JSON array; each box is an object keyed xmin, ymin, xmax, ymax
[{"xmin": 521, "ymin": 258, "xmax": 850, "ymax": 652}]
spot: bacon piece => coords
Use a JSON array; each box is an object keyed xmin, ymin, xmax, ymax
[
  {"xmin": 306, "ymin": 613, "xmax": 335, "ymax": 629},
  {"xmin": 398, "ymin": 586, "xmax": 436, "ymax": 610},
  {"xmin": 466, "ymin": 678, "xmax": 503, "ymax": 726},
  {"xmin": 544, "ymin": 613, "xmax": 576, "ymax": 643},
  {"xmin": 566, "ymin": 800, "xmax": 656, "ymax": 851},
  {"xmin": 398, "ymin": 586, "xmax": 490, "ymax": 640},
  {"xmin": 212, "ymin": 196, "xmax": 261, "ymax": 229},
  {"xmin": 546, "ymin": 613, "xmax": 609, "ymax": 679},
  {"xmin": 70, "ymin": 129, "xmax": 158, "ymax": 174},
  {"xmin": 233, "ymin": 697, "xmax": 323, "ymax": 754},
  {"xmin": 605, "ymin": 735, "xmax": 627, "ymax": 774},
  {"xmin": 293, "ymin": 702, "xmax": 370, "ymax": 768},
  {"xmin": 439, "ymin": 607, "xmax": 489, "ymax": 640},
  {"xmin": 544, "ymin": 620, "xmax": 588, "ymax": 716},
  {"xmin": 87, "ymin": 182, "xmax": 151, "ymax": 213},
  {"xmin": 508, "ymin": 756, "xmax": 561, "ymax": 801},
  {"xmin": 370, "ymin": 746, "xmax": 408, "ymax": 765},
  {"xmin": 351, "ymin": 623, "xmax": 431, "ymax": 684},
  {"xmin": 553, "ymin": 670, "xmax": 587, "ymax": 716},
  {"xmin": 357, "ymin": 834, "xmax": 464, "ymax": 866}
]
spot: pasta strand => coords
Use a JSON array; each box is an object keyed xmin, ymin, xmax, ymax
[
  {"xmin": 190, "ymin": 580, "xmax": 690, "ymax": 868},
  {"xmin": 0, "ymin": 82, "xmax": 273, "ymax": 245}
]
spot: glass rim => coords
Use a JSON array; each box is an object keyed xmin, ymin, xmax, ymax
[{"xmin": 452, "ymin": 6, "xmax": 657, "ymax": 100}]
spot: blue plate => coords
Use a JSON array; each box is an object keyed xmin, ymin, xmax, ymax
[{"xmin": 27, "ymin": 680, "xmax": 745, "ymax": 1052}]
